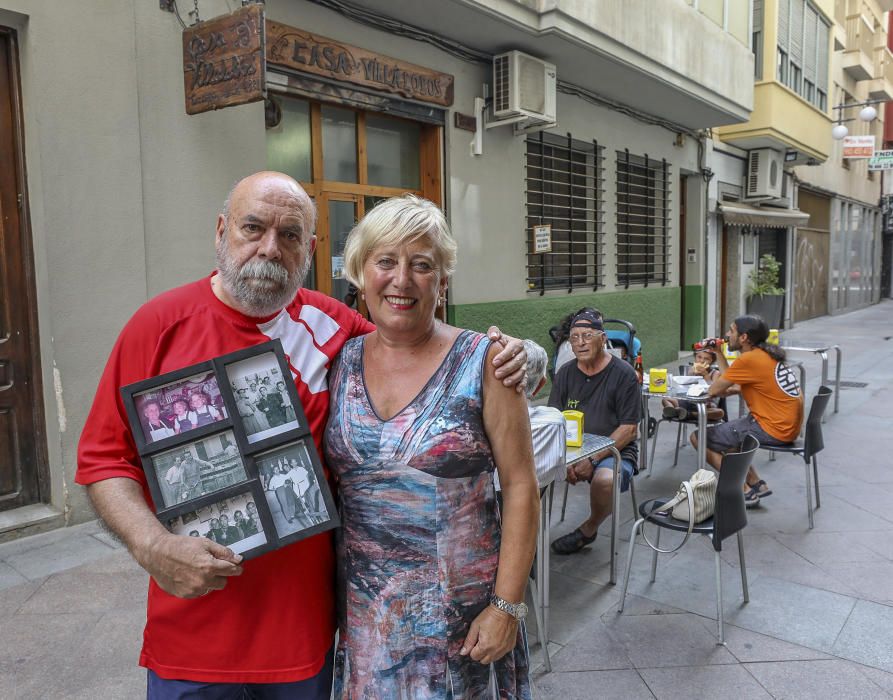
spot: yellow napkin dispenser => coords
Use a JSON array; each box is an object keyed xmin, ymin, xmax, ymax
[
  {"xmin": 648, "ymin": 368, "xmax": 668, "ymax": 393},
  {"xmin": 767, "ymin": 328, "xmax": 779, "ymax": 346},
  {"xmin": 562, "ymin": 410, "xmax": 584, "ymax": 447}
]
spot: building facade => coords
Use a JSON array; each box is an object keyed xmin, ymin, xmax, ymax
[
  {"xmin": 714, "ymin": 0, "xmax": 888, "ymax": 335},
  {"xmin": 0, "ymin": 0, "xmax": 753, "ymax": 529}
]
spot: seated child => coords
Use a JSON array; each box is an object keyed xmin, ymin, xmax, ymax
[{"xmin": 661, "ymin": 348, "xmax": 725, "ymax": 422}]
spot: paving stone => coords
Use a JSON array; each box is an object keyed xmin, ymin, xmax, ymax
[
  {"xmin": 775, "ymin": 531, "xmax": 882, "ymax": 565},
  {"xmin": 3, "ymin": 534, "xmax": 118, "ymax": 580},
  {"xmin": 855, "ymin": 663, "xmax": 893, "ymax": 695},
  {"xmin": 0, "ymin": 579, "xmax": 43, "ymax": 617},
  {"xmin": 819, "ymin": 560, "xmax": 893, "ymax": 605},
  {"xmin": 608, "ymin": 592, "xmax": 687, "ymax": 617},
  {"xmin": 602, "ymin": 612, "xmax": 737, "ymax": 669},
  {"xmin": 17, "ymin": 569, "xmax": 147, "ymax": 615},
  {"xmin": 0, "ymin": 520, "xmax": 104, "ymax": 559},
  {"xmin": 855, "ymin": 531, "xmax": 893, "ymax": 562},
  {"xmin": 534, "ymin": 669, "xmax": 655, "ymax": 700},
  {"xmin": 0, "ymin": 613, "xmax": 102, "ymax": 667},
  {"xmin": 0, "ymin": 561, "xmax": 27, "ymax": 590},
  {"xmin": 720, "ymin": 575, "xmax": 857, "ymax": 652},
  {"xmin": 831, "ymin": 599, "xmax": 893, "ymax": 672},
  {"xmin": 639, "ymin": 664, "xmax": 772, "ymax": 699},
  {"xmin": 548, "ymin": 618, "xmax": 633, "ymax": 672},
  {"xmin": 745, "ymin": 659, "xmax": 891, "ymax": 699},
  {"xmin": 541, "ymin": 571, "xmax": 621, "ymax": 645},
  {"xmin": 694, "ymin": 620, "xmax": 831, "ymax": 663}
]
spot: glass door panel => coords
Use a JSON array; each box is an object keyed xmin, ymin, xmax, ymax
[
  {"xmin": 266, "ymin": 96, "xmax": 312, "ymax": 182},
  {"xmin": 328, "ymin": 197, "xmax": 358, "ymax": 303},
  {"xmin": 366, "ymin": 114, "xmax": 420, "ymax": 188},
  {"xmin": 322, "ymin": 105, "xmax": 358, "ymax": 183}
]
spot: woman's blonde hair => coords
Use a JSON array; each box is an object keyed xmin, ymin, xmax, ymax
[{"xmin": 343, "ymin": 195, "xmax": 457, "ymax": 289}]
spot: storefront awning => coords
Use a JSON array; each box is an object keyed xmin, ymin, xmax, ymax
[{"xmin": 719, "ymin": 202, "xmax": 810, "ymax": 229}]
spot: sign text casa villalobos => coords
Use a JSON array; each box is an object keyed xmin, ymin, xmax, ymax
[
  {"xmin": 265, "ymin": 21, "xmax": 454, "ymax": 107},
  {"xmin": 182, "ymin": 11, "xmax": 454, "ymax": 114}
]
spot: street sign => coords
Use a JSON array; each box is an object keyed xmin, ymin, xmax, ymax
[
  {"xmin": 842, "ymin": 135, "xmax": 875, "ymax": 159},
  {"xmin": 869, "ymin": 149, "xmax": 893, "ymax": 171}
]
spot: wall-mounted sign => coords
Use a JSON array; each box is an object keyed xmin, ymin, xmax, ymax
[
  {"xmin": 842, "ymin": 135, "xmax": 875, "ymax": 159},
  {"xmin": 533, "ymin": 224, "xmax": 552, "ymax": 253},
  {"xmin": 265, "ymin": 21, "xmax": 454, "ymax": 107},
  {"xmin": 687, "ymin": 247, "xmax": 697, "ymax": 263},
  {"xmin": 868, "ymin": 149, "xmax": 893, "ymax": 171},
  {"xmin": 183, "ymin": 4, "xmax": 266, "ymax": 115}
]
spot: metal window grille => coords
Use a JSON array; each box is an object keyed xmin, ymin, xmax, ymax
[
  {"xmin": 525, "ymin": 132, "xmax": 604, "ymax": 294},
  {"xmin": 616, "ymin": 149, "xmax": 671, "ymax": 287}
]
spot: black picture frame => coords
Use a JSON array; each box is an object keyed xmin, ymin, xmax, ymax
[{"xmin": 120, "ymin": 339, "xmax": 338, "ymax": 561}]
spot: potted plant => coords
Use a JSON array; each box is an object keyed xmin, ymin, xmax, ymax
[{"xmin": 746, "ymin": 253, "xmax": 785, "ymax": 328}]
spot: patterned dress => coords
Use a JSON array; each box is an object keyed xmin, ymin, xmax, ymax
[{"xmin": 325, "ymin": 330, "xmax": 531, "ymax": 700}]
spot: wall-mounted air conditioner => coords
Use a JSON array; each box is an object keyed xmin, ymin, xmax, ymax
[
  {"xmin": 745, "ymin": 148, "xmax": 784, "ymax": 200},
  {"xmin": 492, "ymin": 50, "xmax": 557, "ymax": 127}
]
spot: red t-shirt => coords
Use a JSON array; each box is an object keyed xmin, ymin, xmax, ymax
[{"xmin": 76, "ymin": 275, "xmax": 374, "ymax": 683}]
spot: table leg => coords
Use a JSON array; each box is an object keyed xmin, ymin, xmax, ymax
[
  {"xmin": 608, "ymin": 445, "xmax": 621, "ymax": 585},
  {"xmin": 538, "ymin": 487, "xmax": 551, "ymax": 672},
  {"xmin": 640, "ymin": 395, "xmax": 650, "ymax": 478},
  {"xmin": 696, "ymin": 402, "xmax": 707, "ymax": 470},
  {"xmin": 833, "ymin": 345, "xmax": 842, "ymax": 415},
  {"xmin": 818, "ymin": 351, "xmax": 828, "ymax": 423}
]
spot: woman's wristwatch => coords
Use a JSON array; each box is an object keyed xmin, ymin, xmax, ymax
[{"xmin": 490, "ymin": 594, "xmax": 528, "ymax": 621}]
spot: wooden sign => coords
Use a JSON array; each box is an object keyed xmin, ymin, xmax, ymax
[
  {"xmin": 266, "ymin": 21, "xmax": 454, "ymax": 107},
  {"xmin": 183, "ymin": 4, "xmax": 266, "ymax": 115}
]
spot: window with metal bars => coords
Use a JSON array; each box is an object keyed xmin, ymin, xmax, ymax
[
  {"xmin": 615, "ymin": 150, "xmax": 671, "ymax": 287},
  {"xmin": 525, "ymin": 132, "xmax": 604, "ymax": 294}
]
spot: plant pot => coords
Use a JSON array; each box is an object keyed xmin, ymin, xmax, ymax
[{"xmin": 746, "ymin": 293, "xmax": 784, "ymax": 329}]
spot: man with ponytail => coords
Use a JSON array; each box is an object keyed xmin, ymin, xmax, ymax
[{"xmin": 691, "ymin": 314, "xmax": 803, "ymax": 507}]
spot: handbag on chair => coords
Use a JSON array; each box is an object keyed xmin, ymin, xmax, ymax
[{"xmin": 642, "ymin": 468, "xmax": 717, "ymax": 553}]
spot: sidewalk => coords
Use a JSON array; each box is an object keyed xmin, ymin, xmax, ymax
[{"xmin": 2, "ymin": 301, "xmax": 892, "ymax": 698}]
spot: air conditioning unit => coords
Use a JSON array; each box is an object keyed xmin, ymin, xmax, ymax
[
  {"xmin": 492, "ymin": 50, "xmax": 557, "ymax": 126},
  {"xmin": 745, "ymin": 148, "xmax": 784, "ymax": 200}
]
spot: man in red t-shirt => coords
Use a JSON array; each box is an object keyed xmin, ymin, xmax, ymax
[
  {"xmin": 692, "ymin": 314, "xmax": 803, "ymax": 507},
  {"xmin": 76, "ymin": 172, "xmax": 526, "ymax": 698}
]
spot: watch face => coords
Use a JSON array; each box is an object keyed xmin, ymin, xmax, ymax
[{"xmin": 516, "ymin": 602, "xmax": 529, "ymax": 619}]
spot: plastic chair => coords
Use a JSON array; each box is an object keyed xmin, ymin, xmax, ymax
[
  {"xmin": 759, "ymin": 386, "xmax": 832, "ymax": 529},
  {"xmin": 618, "ymin": 434, "xmax": 760, "ymax": 644}
]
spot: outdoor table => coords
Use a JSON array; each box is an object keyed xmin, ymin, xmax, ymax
[
  {"xmin": 779, "ymin": 339, "xmax": 842, "ymax": 417},
  {"xmin": 640, "ymin": 380, "xmax": 713, "ymax": 475}
]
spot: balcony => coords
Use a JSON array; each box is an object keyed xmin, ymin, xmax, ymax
[
  {"xmin": 842, "ymin": 15, "xmax": 876, "ymax": 81},
  {"xmin": 716, "ymin": 82, "xmax": 832, "ymax": 163},
  {"xmin": 867, "ymin": 47, "xmax": 893, "ymax": 100}
]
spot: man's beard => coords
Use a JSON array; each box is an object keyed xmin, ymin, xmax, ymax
[{"xmin": 216, "ymin": 230, "xmax": 311, "ymax": 316}]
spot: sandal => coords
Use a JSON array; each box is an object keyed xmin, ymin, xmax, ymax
[
  {"xmin": 744, "ymin": 490, "xmax": 761, "ymax": 508},
  {"xmin": 745, "ymin": 480, "xmax": 773, "ymax": 499},
  {"xmin": 551, "ymin": 528, "xmax": 597, "ymax": 555}
]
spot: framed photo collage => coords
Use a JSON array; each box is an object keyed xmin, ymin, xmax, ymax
[{"xmin": 120, "ymin": 340, "xmax": 339, "ymax": 561}]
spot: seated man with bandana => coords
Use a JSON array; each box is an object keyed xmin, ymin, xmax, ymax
[{"xmin": 548, "ymin": 311, "xmax": 640, "ymax": 555}]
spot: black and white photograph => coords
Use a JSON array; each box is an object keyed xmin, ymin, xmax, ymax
[
  {"xmin": 133, "ymin": 370, "xmax": 227, "ymax": 444},
  {"xmin": 166, "ymin": 491, "xmax": 267, "ymax": 555},
  {"xmin": 257, "ymin": 441, "xmax": 331, "ymax": 538},
  {"xmin": 225, "ymin": 351, "xmax": 300, "ymax": 444},
  {"xmin": 151, "ymin": 430, "xmax": 247, "ymax": 508}
]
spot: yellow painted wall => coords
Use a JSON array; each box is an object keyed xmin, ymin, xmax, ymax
[{"xmin": 716, "ymin": 82, "xmax": 833, "ymax": 159}]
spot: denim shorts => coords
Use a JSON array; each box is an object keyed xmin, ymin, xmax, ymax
[
  {"xmin": 699, "ymin": 414, "xmax": 789, "ymax": 453},
  {"xmin": 592, "ymin": 456, "xmax": 636, "ymax": 492}
]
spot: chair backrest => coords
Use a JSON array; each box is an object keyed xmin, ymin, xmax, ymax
[
  {"xmin": 803, "ymin": 385, "xmax": 833, "ymax": 461},
  {"xmin": 711, "ymin": 434, "xmax": 760, "ymax": 550}
]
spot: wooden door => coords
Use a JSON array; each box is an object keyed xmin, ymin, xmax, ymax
[{"xmin": 0, "ymin": 28, "xmax": 48, "ymax": 511}]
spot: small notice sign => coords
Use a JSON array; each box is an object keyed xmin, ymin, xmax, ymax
[
  {"xmin": 533, "ymin": 224, "xmax": 552, "ymax": 253},
  {"xmin": 183, "ymin": 4, "xmax": 266, "ymax": 115},
  {"xmin": 869, "ymin": 149, "xmax": 893, "ymax": 170},
  {"xmin": 842, "ymin": 135, "xmax": 875, "ymax": 159}
]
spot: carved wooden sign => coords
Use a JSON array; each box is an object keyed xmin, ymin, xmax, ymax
[
  {"xmin": 266, "ymin": 21, "xmax": 454, "ymax": 107},
  {"xmin": 183, "ymin": 4, "xmax": 266, "ymax": 115}
]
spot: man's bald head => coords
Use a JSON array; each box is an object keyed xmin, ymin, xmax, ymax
[
  {"xmin": 222, "ymin": 172, "xmax": 316, "ymax": 233},
  {"xmin": 214, "ymin": 172, "xmax": 318, "ymax": 317}
]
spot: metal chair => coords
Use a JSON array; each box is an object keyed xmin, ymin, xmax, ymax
[
  {"xmin": 759, "ymin": 386, "xmax": 832, "ymax": 529},
  {"xmin": 619, "ymin": 434, "xmax": 760, "ymax": 644}
]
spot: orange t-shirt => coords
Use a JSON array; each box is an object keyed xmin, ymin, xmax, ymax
[{"xmin": 722, "ymin": 348, "xmax": 803, "ymax": 442}]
